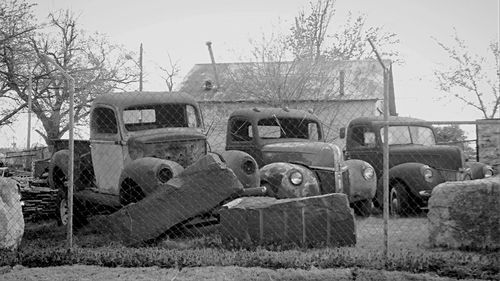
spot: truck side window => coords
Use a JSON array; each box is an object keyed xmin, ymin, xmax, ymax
[
  {"xmin": 230, "ymin": 119, "xmax": 252, "ymax": 142},
  {"xmin": 91, "ymin": 107, "xmax": 118, "ymax": 134},
  {"xmin": 350, "ymin": 126, "xmax": 376, "ymax": 148}
]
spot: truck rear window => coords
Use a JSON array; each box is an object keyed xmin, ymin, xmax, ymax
[{"xmin": 124, "ymin": 104, "xmax": 199, "ymax": 131}]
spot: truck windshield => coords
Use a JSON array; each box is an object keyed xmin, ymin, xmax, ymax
[
  {"xmin": 123, "ymin": 104, "xmax": 199, "ymax": 131},
  {"xmin": 381, "ymin": 126, "xmax": 436, "ymax": 145},
  {"xmin": 256, "ymin": 117, "xmax": 320, "ymax": 140}
]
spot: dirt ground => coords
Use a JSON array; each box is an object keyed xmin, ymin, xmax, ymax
[{"xmin": 0, "ymin": 265, "xmax": 486, "ymax": 281}]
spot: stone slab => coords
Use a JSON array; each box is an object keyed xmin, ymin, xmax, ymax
[
  {"xmin": 0, "ymin": 178, "xmax": 24, "ymax": 251},
  {"xmin": 428, "ymin": 176, "xmax": 500, "ymax": 250},
  {"xmin": 219, "ymin": 193, "xmax": 356, "ymax": 247}
]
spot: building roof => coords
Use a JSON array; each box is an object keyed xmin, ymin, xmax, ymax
[{"xmin": 179, "ymin": 59, "xmax": 393, "ymax": 103}]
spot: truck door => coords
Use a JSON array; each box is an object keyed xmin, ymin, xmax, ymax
[
  {"xmin": 225, "ymin": 117, "xmax": 262, "ymax": 166},
  {"xmin": 90, "ymin": 106, "xmax": 125, "ymax": 195},
  {"xmin": 346, "ymin": 125, "xmax": 382, "ymax": 178}
]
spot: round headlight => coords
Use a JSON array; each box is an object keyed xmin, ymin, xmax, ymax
[
  {"xmin": 157, "ymin": 167, "xmax": 173, "ymax": 183},
  {"xmin": 422, "ymin": 166, "xmax": 433, "ymax": 183},
  {"xmin": 363, "ymin": 166, "xmax": 375, "ymax": 180},
  {"xmin": 241, "ymin": 159, "xmax": 256, "ymax": 175},
  {"xmin": 483, "ymin": 166, "xmax": 494, "ymax": 178},
  {"xmin": 289, "ymin": 171, "xmax": 303, "ymax": 185}
]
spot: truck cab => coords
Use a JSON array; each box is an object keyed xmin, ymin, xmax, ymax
[
  {"xmin": 89, "ymin": 92, "xmax": 206, "ymax": 195},
  {"xmin": 226, "ymin": 107, "xmax": 377, "ymax": 216},
  {"xmin": 49, "ymin": 92, "xmax": 208, "ymax": 225},
  {"xmin": 341, "ymin": 116, "xmax": 495, "ymax": 215}
]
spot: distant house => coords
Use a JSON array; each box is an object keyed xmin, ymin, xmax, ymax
[{"xmin": 179, "ymin": 59, "xmax": 396, "ymax": 151}]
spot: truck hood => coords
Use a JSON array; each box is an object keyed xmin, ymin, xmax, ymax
[
  {"xmin": 261, "ymin": 141, "xmax": 340, "ymax": 167},
  {"xmin": 127, "ymin": 129, "xmax": 207, "ymax": 167},
  {"xmin": 389, "ymin": 144, "xmax": 463, "ymax": 170}
]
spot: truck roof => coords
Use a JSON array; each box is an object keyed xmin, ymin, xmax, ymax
[
  {"xmin": 93, "ymin": 91, "xmax": 198, "ymax": 109},
  {"xmin": 349, "ymin": 116, "xmax": 427, "ymax": 127},
  {"xmin": 229, "ymin": 107, "xmax": 320, "ymax": 122}
]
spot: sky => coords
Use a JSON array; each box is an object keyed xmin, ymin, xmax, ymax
[{"xmin": 0, "ymin": 0, "xmax": 499, "ymax": 148}]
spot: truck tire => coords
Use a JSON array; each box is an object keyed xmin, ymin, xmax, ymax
[
  {"xmin": 52, "ymin": 166, "xmax": 87, "ymax": 227},
  {"xmin": 352, "ymin": 199, "xmax": 372, "ymax": 217},
  {"xmin": 390, "ymin": 182, "xmax": 411, "ymax": 217}
]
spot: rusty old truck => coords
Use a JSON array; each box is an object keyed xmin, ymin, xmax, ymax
[
  {"xmin": 48, "ymin": 92, "xmax": 259, "ymax": 226},
  {"xmin": 225, "ymin": 107, "xmax": 377, "ymax": 216},
  {"xmin": 340, "ymin": 116, "xmax": 495, "ymax": 216}
]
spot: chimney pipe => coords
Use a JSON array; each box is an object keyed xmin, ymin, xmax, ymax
[{"xmin": 206, "ymin": 41, "xmax": 220, "ymax": 90}]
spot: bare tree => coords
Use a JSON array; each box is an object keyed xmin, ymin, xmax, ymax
[
  {"xmin": 326, "ymin": 12, "xmax": 399, "ymax": 61},
  {"xmin": 288, "ymin": 0, "xmax": 335, "ymax": 61},
  {"xmin": 434, "ymin": 31, "xmax": 499, "ymax": 119},
  {"xmin": 223, "ymin": 0, "xmax": 398, "ymax": 105},
  {"xmin": 159, "ymin": 53, "xmax": 180, "ymax": 92},
  {"xmin": 0, "ymin": 0, "xmax": 37, "ymax": 126},
  {"xmin": 0, "ymin": 9, "xmax": 139, "ymax": 145}
]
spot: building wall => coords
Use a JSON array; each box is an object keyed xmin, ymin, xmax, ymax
[
  {"xmin": 477, "ymin": 119, "xmax": 500, "ymax": 173},
  {"xmin": 199, "ymin": 100, "xmax": 379, "ymax": 153}
]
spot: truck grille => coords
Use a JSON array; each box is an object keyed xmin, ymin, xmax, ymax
[
  {"xmin": 147, "ymin": 139, "xmax": 206, "ymax": 168},
  {"xmin": 437, "ymin": 169, "xmax": 461, "ymax": 182}
]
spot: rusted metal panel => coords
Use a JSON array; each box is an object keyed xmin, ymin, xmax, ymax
[{"xmin": 94, "ymin": 154, "xmax": 243, "ymax": 245}]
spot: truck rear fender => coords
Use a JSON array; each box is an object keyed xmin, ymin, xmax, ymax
[
  {"xmin": 49, "ymin": 149, "xmax": 88, "ymax": 190},
  {"xmin": 119, "ymin": 157, "xmax": 184, "ymax": 196}
]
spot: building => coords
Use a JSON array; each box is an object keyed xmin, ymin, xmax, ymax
[{"xmin": 179, "ymin": 59, "xmax": 396, "ymax": 152}]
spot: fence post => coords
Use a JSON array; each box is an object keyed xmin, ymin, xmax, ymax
[
  {"xmin": 41, "ymin": 54, "xmax": 75, "ymax": 252},
  {"xmin": 368, "ymin": 38, "xmax": 390, "ymax": 265}
]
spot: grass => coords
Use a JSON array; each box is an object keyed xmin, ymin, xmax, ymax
[{"xmin": 3, "ymin": 215, "xmax": 498, "ymax": 280}]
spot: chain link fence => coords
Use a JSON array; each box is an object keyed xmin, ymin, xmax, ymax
[
  {"xmin": 2, "ymin": 66, "xmax": 499, "ymax": 270},
  {"xmin": 6, "ymin": 98, "xmax": 496, "ymax": 252}
]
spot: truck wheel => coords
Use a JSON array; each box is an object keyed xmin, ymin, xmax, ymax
[
  {"xmin": 390, "ymin": 183, "xmax": 411, "ymax": 217},
  {"xmin": 52, "ymin": 167, "xmax": 87, "ymax": 227},
  {"xmin": 120, "ymin": 179, "xmax": 145, "ymax": 206},
  {"xmin": 57, "ymin": 190, "xmax": 69, "ymax": 226},
  {"xmin": 353, "ymin": 199, "xmax": 372, "ymax": 217}
]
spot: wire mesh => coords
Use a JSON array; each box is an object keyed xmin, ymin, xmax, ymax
[{"xmin": 4, "ymin": 91, "xmax": 499, "ymax": 261}]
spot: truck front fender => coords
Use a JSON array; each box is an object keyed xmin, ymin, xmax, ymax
[
  {"xmin": 464, "ymin": 161, "xmax": 495, "ymax": 179},
  {"xmin": 219, "ymin": 150, "xmax": 260, "ymax": 189},
  {"xmin": 119, "ymin": 157, "xmax": 184, "ymax": 196},
  {"xmin": 343, "ymin": 159, "xmax": 377, "ymax": 203},
  {"xmin": 386, "ymin": 162, "xmax": 444, "ymax": 195}
]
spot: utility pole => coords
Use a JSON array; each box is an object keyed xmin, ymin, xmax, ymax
[{"xmin": 139, "ymin": 43, "xmax": 143, "ymax": 91}]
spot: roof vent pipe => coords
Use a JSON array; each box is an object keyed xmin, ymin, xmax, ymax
[{"xmin": 206, "ymin": 41, "xmax": 220, "ymax": 91}]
